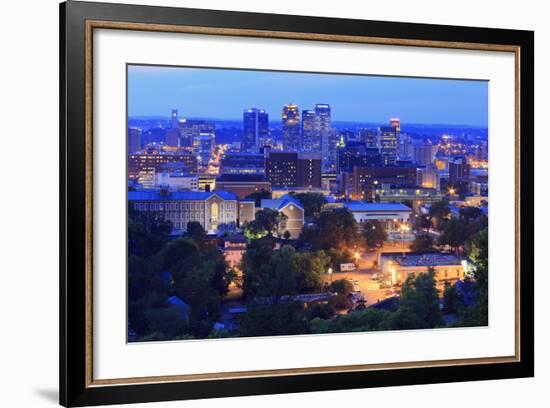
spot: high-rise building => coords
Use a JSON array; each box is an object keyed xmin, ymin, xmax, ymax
[
  {"xmin": 301, "ymin": 110, "xmax": 318, "ymax": 151},
  {"xmin": 193, "ymin": 131, "xmax": 215, "ymax": 169},
  {"xmin": 171, "ymin": 109, "xmax": 179, "ymax": 129},
  {"xmin": 242, "ymin": 108, "xmax": 268, "ymax": 152},
  {"xmin": 390, "ymin": 117, "xmax": 401, "ymax": 133},
  {"xmin": 398, "ymin": 133, "xmax": 413, "ymax": 159},
  {"xmin": 448, "ymin": 156, "xmax": 471, "ymax": 185},
  {"xmin": 165, "ymin": 128, "xmax": 180, "ymax": 147},
  {"xmin": 413, "ymin": 141, "xmax": 438, "ymax": 166},
  {"xmin": 314, "ymin": 104, "xmax": 332, "ymax": 167},
  {"xmin": 417, "ymin": 164, "xmax": 441, "ymax": 190},
  {"xmin": 337, "ymin": 142, "xmax": 382, "ymax": 172},
  {"xmin": 282, "ymin": 104, "xmax": 300, "ymax": 151},
  {"xmin": 265, "ymin": 151, "xmax": 321, "ymax": 188},
  {"xmin": 128, "ymin": 127, "xmax": 141, "ymax": 153},
  {"xmin": 220, "ymin": 152, "xmax": 265, "ymax": 175},
  {"xmin": 360, "ymin": 129, "xmax": 378, "ymax": 149},
  {"xmin": 379, "ymin": 126, "xmax": 398, "ymax": 166},
  {"xmin": 178, "ymin": 119, "xmax": 215, "ymax": 148}
]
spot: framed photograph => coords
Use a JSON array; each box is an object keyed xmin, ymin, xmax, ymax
[{"xmin": 60, "ymin": 1, "xmax": 534, "ymax": 406}]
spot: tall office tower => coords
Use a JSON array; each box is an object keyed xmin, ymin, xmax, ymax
[
  {"xmin": 242, "ymin": 108, "xmax": 269, "ymax": 152},
  {"xmin": 282, "ymin": 104, "xmax": 301, "ymax": 151},
  {"xmin": 336, "ymin": 142, "xmax": 382, "ymax": 173},
  {"xmin": 360, "ymin": 128, "xmax": 379, "ymax": 148},
  {"xmin": 398, "ymin": 133, "xmax": 413, "ymax": 159},
  {"xmin": 417, "ymin": 164, "xmax": 441, "ymax": 190},
  {"xmin": 390, "ymin": 117, "xmax": 401, "ymax": 133},
  {"xmin": 297, "ymin": 152, "xmax": 322, "ymax": 188},
  {"xmin": 128, "ymin": 127, "xmax": 141, "ymax": 153},
  {"xmin": 178, "ymin": 119, "xmax": 215, "ymax": 148},
  {"xmin": 314, "ymin": 104, "xmax": 331, "ymax": 166},
  {"xmin": 448, "ymin": 156, "xmax": 471, "ymax": 185},
  {"xmin": 301, "ymin": 109, "xmax": 318, "ymax": 151},
  {"xmin": 413, "ymin": 141, "xmax": 438, "ymax": 166},
  {"xmin": 171, "ymin": 109, "xmax": 179, "ymax": 128},
  {"xmin": 193, "ymin": 131, "xmax": 215, "ymax": 169},
  {"xmin": 379, "ymin": 126, "xmax": 398, "ymax": 166}
]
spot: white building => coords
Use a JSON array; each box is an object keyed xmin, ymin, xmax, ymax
[
  {"xmin": 155, "ymin": 172, "xmax": 199, "ymax": 191},
  {"xmin": 344, "ymin": 202, "xmax": 413, "ymax": 241}
]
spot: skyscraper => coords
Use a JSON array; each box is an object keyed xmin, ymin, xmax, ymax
[
  {"xmin": 128, "ymin": 128, "xmax": 141, "ymax": 153},
  {"xmin": 379, "ymin": 126, "xmax": 398, "ymax": 166},
  {"xmin": 413, "ymin": 141, "xmax": 438, "ymax": 166},
  {"xmin": 170, "ymin": 109, "xmax": 179, "ymax": 129},
  {"xmin": 360, "ymin": 128, "xmax": 378, "ymax": 148},
  {"xmin": 242, "ymin": 108, "xmax": 268, "ymax": 152},
  {"xmin": 301, "ymin": 110, "xmax": 318, "ymax": 151},
  {"xmin": 313, "ymin": 104, "xmax": 332, "ymax": 169},
  {"xmin": 448, "ymin": 156, "xmax": 470, "ymax": 185},
  {"xmin": 282, "ymin": 104, "xmax": 300, "ymax": 151},
  {"xmin": 178, "ymin": 119, "xmax": 215, "ymax": 148},
  {"xmin": 265, "ymin": 151, "xmax": 321, "ymax": 188},
  {"xmin": 390, "ymin": 117, "xmax": 401, "ymax": 133},
  {"xmin": 193, "ymin": 131, "xmax": 215, "ymax": 169}
]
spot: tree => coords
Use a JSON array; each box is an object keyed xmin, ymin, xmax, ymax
[
  {"xmin": 362, "ymin": 220, "xmax": 387, "ymax": 249},
  {"xmin": 186, "ymin": 221, "xmax": 206, "ymax": 247},
  {"xmin": 246, "ymin": 208, "xmax": 286, "ymax": 238},
  {"xmin": 245, "ymin": 189, "xmax": 271, "ymax": 206},
  {"xmin": 290, "ymin": 192, "xmax": 327, "ymax": 217},
  {"xmin": 238, "ymin": 301, "xmax": 307, "ymax": 337},
  {"xmin": 429, "ymin": 200, "xmax": 450, "ymax": 231},
  {"xmin": 439, "ymin": 219, "xmax": 468, "ymax": 252},
  {"xmin": 293, "ymin": 250, "xmax": 330, "ymax": 293},
  {"xmin": 301, "ymin": 208, "xmax": 358, "ymax": 250},
  {"xmin": 329, "ymin": 279, "xmax": 354, "ymax": 296},
  {"xmin": 442, "ymin": 282, "xmax": 464, "ymax": 314},
  {"xmin": 128, "ymin": 208, "xmax": 172, "ymax": 257},
  {"xmin": 410, "ymin": 234, "xmax": 436, "ymax": 253}
]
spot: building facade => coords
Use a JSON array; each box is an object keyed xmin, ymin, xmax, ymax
[
  {"xmin": 129, "ymin": 190, "xmax": 238, "ymax": 234},
  {"xmin": 379, "ymin": 126, "xmax": 398, "ymax": 166},
  {"xmin": 260, "ymin": 195, "xmax": 305, "ymax": 239},
  {"xmin": 301, "ymin": 109, "xmax": 318, "ymax": 151},
  {"xmin": 282, "ymin": 104, "xmax": 300, "ymax": 151},
  {"xmin": 242, "ymin": 108, "xmax": 268, "ymax": 152}
]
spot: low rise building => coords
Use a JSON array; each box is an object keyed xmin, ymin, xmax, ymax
[
  {"xmin": 215, "ymin": 174, "xmax": 271, "ymax": 199},
  {"xmin": 380, "ymin": 252, "xmax": 466, "ymax": 288},
  {"xmin": 260, "ymin": 195, "xmax": 305, "ymax": 239},
  {"xmin": 129, "ymin": 190, "xmax": 238, "ymax": 234},
  {"xmin": 344, "ymin": 202, "xmax": 413, "ymax": 240}
]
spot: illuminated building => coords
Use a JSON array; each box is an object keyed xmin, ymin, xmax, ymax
[
  {"xmin": 301, "ymin": 109, "xmax": 318, "ymax": 151},
  {"xmin": 417, "ymin": 164, "xmax": 441, "ymax": 190},
  {"xmin": 448, "ymin": 156, "xmax": 471, "ymax": 185},
  {"xmin": 314, "ymin": 104, "xmax": 331, "ymax": 165},
  {"xmin": 193, "ymin": 131, "xmax": 215, "ymax": 169},
  {"xmin": 155, "ymin": 172, "xmax": 199, "ymax": 191},
  {"xmin": 128, "ymin": 152, "xmax": 198, "ymax": 185},
  {"xmin": 360, "ymin": 128, "xmax": 378, "ymax": 148},
  {"xmin": 343, "ymin": 164, "xmax": 418, "ymax": 200},
  {"xmin": 220, "ymin": 152, "xmax": 265, "ymax": 175},
  {"xmin": 336, "ymin": 142, "xmax": 382, "ymax": 172},
  {"xmin": 129, "ymin": 190, "xmax": 238, "ymax": 234},
  {"xmin": 265, "ymin": 151, "xmax": 321, "ymax": 188},
  {"xmin": 128, "ymin": 127, "xmax": 141, "ymax": 153},
  {"xmin": 178, "ymin": 119, "xmax": 215, "ymax": 147},
  {"xmin": 379, "ymin": 126, "xmax": 398, "ymax": 165},
  {"xmin": 242, "ymin": 108, "xmax": 268, "ymax": 151},
  {"xmin": 380, "ymin": 253, "xmax": 466, "ymax": 288},
  {"xmin": 282, "ymin": 104, "xmax": 300, "ymax": 151},
  {"xmin": 260, "ymin": 195, "xmax": 305, "ymax": 239},
  {"xmin": 413, "ymin": 141, "xmax": 438, "ymax": 166},
  {"xmin": 390, "ymin": 117, "xmax": 401, "ymax": 133},
  {"xmin": 343, "ymin": 202, "xmax": 413, "ymax": 241},
  {"xmin": 170, "ymin": 108, "xmax": 178, "ymax": 129}
]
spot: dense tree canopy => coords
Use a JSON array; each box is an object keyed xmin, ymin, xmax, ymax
[
  {"xmin": 290, "ymin": 192, "xmax": 327, "ymax": 218},
  {"xmin": 362, "ymin": 220, "xmax": 388, "ymax": 249},
  {"xmin": 300, "ymin": 208, "xmax": 359, "ymax": 251}
]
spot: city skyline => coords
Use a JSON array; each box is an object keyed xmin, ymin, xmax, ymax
[{"xmin": 128, "ymin": 65, "xmax": 489, "ymax": 127}]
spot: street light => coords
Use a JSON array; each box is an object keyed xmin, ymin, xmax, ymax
[{"xmin": 327, "ymin": 267, "xmax": 333, "ymax": 284}]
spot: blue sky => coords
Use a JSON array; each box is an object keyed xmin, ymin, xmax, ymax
[{"xmin": 128, "ymin": 65, "xmax": 488, "ymax": 127}]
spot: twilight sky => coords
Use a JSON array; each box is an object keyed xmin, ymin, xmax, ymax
[{"xmin": 127, "ymin": 64, "xmax": 488, "ymax": 127}]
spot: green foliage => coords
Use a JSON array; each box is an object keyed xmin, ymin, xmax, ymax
[
  {"xmin": 306, "ymin": 302, "xmax": 335, "ymax": 320},
  {"xmin": 128, "ymin": 208, "xmax": 172, "ymax": 257},
  {"xmin": 329, "ymin": 279, "xmax": 354, "ymax": 296},
  {"xmin": 238, "ymin": 301, "xmax": 308, "ymax": 337},
  {"xmin": 410, "ymin": 234, "xmax": 436, "ymax": 253},
  {"xmin": 144, "ymin": 306, "xmax": 188, "ymax": 340},
  {"xmin": 300, "ymin": 208, "xmax": 359, "ymax": 251},
  {"xmin": 290, "ymin": 192, "xmax": 327, "ymax": 217},
  {"xmin": 246, "ymin": 208, "xmax": 287, "ymax": 237},
  {"xmin": 186, "ymin": 221, "xmax": 207, "ymax": 247},
  {"xmin": 429, "ymin": 200, "xmax": 450, "ymax": 231},
  {"xmin": 442, "ymin": 282, "xmax": 464, "ymax": 314},
  {"xmin": 362, "ymin": 220, "xmax": 388, "ymax": 249},
  {"xmin": 439, "ymin": 218, "xmax": 468, "ymax": 251}
]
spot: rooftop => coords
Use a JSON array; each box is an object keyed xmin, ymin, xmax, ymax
[
  {"xmin": 381, "ymin": 252, "xmax": 463, "ymax": 267},
  {"xmin": 261, "ymin": 194, "xmax": 304, "ymax": 211},
  {"xmin": 344, "ymin": 202, "xmax": 412, "ymax": 212},
  {"xmin": 128, "ymin": 190, "xmax": 237, "ymax": 201}
]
